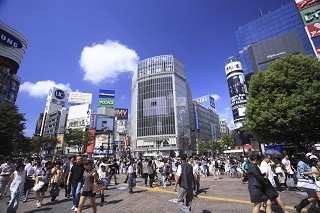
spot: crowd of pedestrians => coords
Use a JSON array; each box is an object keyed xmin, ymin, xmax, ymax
[{"xmin": 1, "ymin": 148, "xmax": 320, "ymax": 212}]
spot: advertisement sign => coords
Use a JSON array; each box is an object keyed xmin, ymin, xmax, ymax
[
  {"xmin": 116, "ymin": 120, "xmax": 127, "ymax": 135},
  {"xmin": 0, "ymin": 29, "xmax": 23, "ymax": 48},
  {"xmin": 46, "ymin": 87, "xmax": 66, "ymax": 107},
  {"xmin": 68, "ymin": 104, "xmax": 89, "ymax": 120},
  {"xmin": 57, "ymin": 134, "xmax": 64, "ymax": 147},
  {"xmin": 114, "ymin": 108, "xmax": 129, "ymax": 119},
  {"xmin": 299, "ymin": 4, "xmax": 320, "ymax": 26},
  {"xmin": 225, "ymin": 61, "xmax": 242, "ymax": 75},
  {"xmin": 307, "ymin": 22, "xmax": 320, "ymax": 38},
  {"xmin": 68, "ymin": 92, "xmax": 92, "ymax": 104},
  {"xmin": 67, "ymin": 118, "xmax": 86, "ymax": 128},
  {"xmin": 295, "ymin": 0, "xmax": 320, "ymax": 11},
  {"xmin": 209, "ymin": 96, "xmax": 215, "ymax": 109},
  {"xmin": 96, "ymin": 115, "xmax": 114, "ymax": 132},
  {"xmin": 99, "ymin": 89, "xmax": 115, "ymax": 99},
  {"xmin": 194, "ymin": 103, "xmax": 199, "ymax": 130},
  {"xmin": 98, "ymin": 98, "xmax": 114, "ymax": 108},
  {"xmin": 34, "ymin": 113, "xmax": 44, "ymax": 135},
  {"xmin": 143, "ymin": 96, "xmax": 167, "ymax": 117},
  {"xmin": 95, "ymin": 133, "xmax": 113, "ymax": 148}
]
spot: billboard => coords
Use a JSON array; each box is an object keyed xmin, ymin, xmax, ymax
[
  {"xmin": 114, "ymin": 108, "xmax": 128, "ymax": 119},
  {"xmin": 46, "ymin": 87, "xmax": 66, "ymax": 108},
  {"xmin": 67, "ymin": 118, "xmax": 86, "ymax": 128},
  {"xmin": 295, "ymin": 0, "xmax": 320, "ymax": 11},
  {"xmin": 68, "ymin": 92, "xmax": 92, "ymax": 104},
  {"xmin": 194, "ymin": 95, "xmax": 215, "ymax": 109},
  {"xmin": 143, "ymin": 96, "xmax": 167, "ymax": 117},
  {"xmin": 96, "ymin": 115, "xmax": 114, "ymax": 132},
  {"xmin": 68, "ymin": 104, "xmax": 90, "ymax": 120},
  {"xmin": 116, "ymin": 120, "xmax": 127, "ymax": 135},
  {"xmin": 307, "ymin": 22, "xmax": 320, "ymax": 38},
  {"xmin": 99, "ymin": 89, "xmax": 115, "ymax": 99},
  {"xmin": 299, "ymin": 4, "xmax": 320, "ymax": 26},
  {"xmin": 57, "ymin": 134, "xmax": 64, "ymax": 147},
  {"xmin": 209, "ymin": 96, "xmax": 215, "ymax": 109},
  {"xmin": 95, "ymin": 133, "xmax": 113, "ymax": 148},
  {"xmin": 34, "ymin": 113, "xmax": 44, "ymax": 135},
  {"xmin": 98, "ymin": 98, "xmax": 114, "ymax": 108}
]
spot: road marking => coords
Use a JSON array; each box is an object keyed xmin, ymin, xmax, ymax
[{"xmin": 135, "ymin": 185, "xmax": 298, "ymax": 211}]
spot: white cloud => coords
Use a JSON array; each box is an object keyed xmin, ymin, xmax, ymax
[
  {"xmin": 20, "ymin": 80, "xmax": 72, "ymax": 98},
  {"xmin": 210, "ymin": 94, "xmax": 220, "ymax": 102},
  {"xmin": 79, "ymin": 40, "xmax": 139, "ymax": 84}
]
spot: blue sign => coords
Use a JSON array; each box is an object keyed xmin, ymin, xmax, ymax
[
  {"xmin": 0, "ymin": 29, "xmax": 23, "ymax": 48},
  {"xmin": 194, "ymin": 104, "xmax": 199, "ymax": 130},
  {"xmin": 99, "ymin": 89, "xmax": 115, "ymax": 99},
  {"xmin": 210, "ymin": 96, "xmax": 215, "ymax": 109},
  {"xmin": 54, "ymin": 89, "xmax": 65, "ymax": 99}
]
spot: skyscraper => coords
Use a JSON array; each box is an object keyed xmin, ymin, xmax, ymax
[
  {"xmin": 131, "ymin": 55, "xmax": 195, "ymax": 158},
  {"xmin": 235, "ymin": 2, "xmax": 315, "ymax": 78}
]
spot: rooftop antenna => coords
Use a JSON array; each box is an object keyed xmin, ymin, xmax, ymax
[{"xmin": 259, "ymin": 8, "xmax": 263, "ymax": 17}]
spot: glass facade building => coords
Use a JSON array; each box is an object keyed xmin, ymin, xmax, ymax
[
  {"xmin": 235, "ymin": 2, "xmax": 315, "ymax": 77},
  {"xmin": 131, "ymin": 55, "xmax": 195, "ymax": 158}
]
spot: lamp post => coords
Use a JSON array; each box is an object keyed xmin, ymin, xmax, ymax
[{"xmin": 102, "ymin": 126, "xmax": 111, "ymax": 158}]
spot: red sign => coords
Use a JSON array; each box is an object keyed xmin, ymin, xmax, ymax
[
  {"xmin": 316, "ymin": 46, "xmax": 320, "ymax": 54},
  {"xmin": 307, "ymin": 22, "xmax": 320, "ymax": 38},
  {"xmin": 296, "ymin": 0, "xmax": 320, "ymax": 10}
]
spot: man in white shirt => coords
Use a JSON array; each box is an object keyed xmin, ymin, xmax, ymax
[{"xmin": 259, "ymin": 155, "xmax": 276, "ymax": 187}]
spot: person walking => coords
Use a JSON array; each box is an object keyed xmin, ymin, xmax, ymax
[
  {"xmin": 247, "ymin": 154, "xmax": 272, "ymax": 213},
  {"xmin": 127, "ymin": 161, "xmax": 136, "ymax": 194},
  {"xmin": 148, "ymin": 160, "xmax": 155, "ymax": 188},
  {"xmin": 142, "ymin": 159, "xmax": 149, "ymax": 186},
  {"xmin": 159, "ymin": 158, "xmax": 167, "ymax": 187},
  {"xmin": 108, "ymin": 159, "xmax": 118, "ymax": 185},
  {"xmin": 67, "ymin": 156, "xmax": 84, "ymax": 212},
  {"xmin": 35, "ymin": 161, "xmax": 52, "ymax": 208},
  {"xmin": 294, "ymin": 154, "xmax": 320, "ymax": 213},
  {"xmin": 173, "ymin": 154, "xmax": 196, "ymax": 213},
  {"xmin": 49, "ymin": 161, "xmax": 62, "ymax": 202},
  {"xmin": 97, "ymin": 163, "xmax": 109, "ymax": 206},
  {"xmin": 62, "ymin": 156, "xmax": 75, "ymax": 198},
  {"xmin": 4, "ymin": 161, "xmax": 26, "ymax": 213},
  {"xmin": 77, "ymin": 160, "xmax": 98, "ymax": 213},
  {"xmin": 0, "ymin": 158, "xmax": 16, "ymax": 198},
  {"xmin": 259, "ymin": 155, "xmax": 289, "ymax": 213},
  {"xmin": 23, "ymin": 158, "xmax": 35, "ymax": 203}
]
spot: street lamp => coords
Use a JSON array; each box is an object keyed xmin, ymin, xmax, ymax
[{"xmin": 102, "ymin": 127, "xmax": 111, "ymax": 158}]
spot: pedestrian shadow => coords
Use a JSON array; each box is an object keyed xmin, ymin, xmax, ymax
[
  {"xmin": 132, "ymin": 190, "xmax": 147, "ymax": 194},
  {"xmin": 198, "ymin": 188, "xmax": 210, "ymax": 195},
  {"xmin": 107, "ymin": 199, "xmax": 124, "ymax": 204},
  {"xmin": 43, "ymin": 198, "xmax": 72, "ymax": 206},
  {"xmin": 201, "ymin": 210, "xmax": 212, "ymax": 213},
  {"xmin": 25, "ymin": 207, "xmax": 52, "ymax": 213},
  {"xmin": 271, "ymin": 205, "xmax": 284, "ymax": 213}
]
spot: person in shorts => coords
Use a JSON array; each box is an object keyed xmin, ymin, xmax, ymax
[{"xmin": 77, "ymin": 160, "xmax": 99, "ymax": 213}]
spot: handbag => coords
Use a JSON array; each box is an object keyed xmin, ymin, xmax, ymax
[
  {"xmin": 92, "ymin": 180, "xmax": 106, "ymax": 193},
  {"xmin": 262, "ymin": 179, "xmax": 278, "ymax": 201},
  {"xmin": 33, "ymin": 180, "xmax": 45, "ymax": 192}
]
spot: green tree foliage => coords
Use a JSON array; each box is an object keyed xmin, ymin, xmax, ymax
[
  {"xmin": 0, "ymin": 103, "xmax": 26, "ymax": 155},
  {"xmin": 220, "ymin": 132, "xmax": 235, "ymax": 150},
  {"xmin": 16, "ymin": 136, "xmax": 33, "ymax": 155},
  {"xmin": 245, "ymin": 54, "xmax": 320, "ymax": 148},
  {"xmin": 197, "ymin": 139, "xmax": 206, "ymax": 156},
  {"xmin": 209, "ymin": 139, "xmax": 222, "ymax": 155},
  {"xmin": 31, "ymin": 136, "xmax": 57, "ymax": 156},
  {"xmin": 64, "ymin": 129, "xmax": 93, "ymax": 153}
]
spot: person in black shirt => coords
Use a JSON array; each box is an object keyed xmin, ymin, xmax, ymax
[
  {"xmin": 108, "ymin": 159, "xmax": 118, "ymax": 185},
  {"xmin": 67, "ymin": 156, "xmax": 84, "ymax": 212}
]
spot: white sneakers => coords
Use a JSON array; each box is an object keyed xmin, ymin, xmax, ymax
[
  {"xmin": 71, "ymin": 206, "xmax": 75, "ymax": 210},
  {"xmin": 74, "ymin": 207, "xmax": 78, "ymax": 212},
  {"xmin": 36, "ymin": 202, "xmax": 41, "ymax": 208}
]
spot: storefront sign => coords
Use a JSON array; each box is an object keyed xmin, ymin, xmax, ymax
[
  {"xmin": 296, "ymin": 0, "xmax": 320, "ymax": 11},
  {"xmin": 299, "ymin": 4, "xmax": 320, "ymax": 26},
  {"xmin": 307, "ymin": 22, "xmax": 320, "ymax": 37}
]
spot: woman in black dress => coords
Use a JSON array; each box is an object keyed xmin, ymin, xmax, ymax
[{"xmin": 247, "ymin": 154, "xmax": 271, "ymax": 213}]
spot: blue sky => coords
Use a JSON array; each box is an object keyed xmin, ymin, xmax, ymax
[{"xmin": 0, "ymin": 0, "xmax": 291, "ymax": 136}]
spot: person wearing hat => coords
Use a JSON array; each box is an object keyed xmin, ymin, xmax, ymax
[
  {"xmin": 4, "ymin": 161, "xmax": 26, "ymax": 213},
  {"xmin": 294, "ymin": 154, "xmax": 320, "ymax": 212},
  {"xmin": 97, "ymin": 163, "xmax": 110, "ymax": 206},
  {"xmin": 0, "ymin": 158, "xmax": 16, "ymax": 197},
  {"xmin": 173, "ymin": 153, "xmax": 196, "ymax": 212}
]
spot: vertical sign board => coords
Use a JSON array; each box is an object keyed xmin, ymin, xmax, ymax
[{"xmin": 225, "ymin": 56, "xmax": 247, "ymax": 128}]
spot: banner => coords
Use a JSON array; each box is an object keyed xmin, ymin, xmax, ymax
[
  {"xmin": 99, "ymin": 89, "xmax": 115, "ymax": 99},
  {"xmin": 114, "ymin": 108, "xmax": 129, "ymax": 119},
  {"xmin": 98, "ymin": 98, "xmax": 114, "ymax": 108}
]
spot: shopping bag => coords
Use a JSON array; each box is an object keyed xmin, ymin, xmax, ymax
[{"xmin": 33, "ymin": 181, "xmax": 45, "ymax": 192}]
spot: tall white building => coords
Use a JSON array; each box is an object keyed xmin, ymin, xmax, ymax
[
  {"xmin": 131, "ymin": 55, "xmax": 195, "ymax": 158},
  {"xmin": 219, "ymin": 119, "xmax": 229, "ymax": 135}
]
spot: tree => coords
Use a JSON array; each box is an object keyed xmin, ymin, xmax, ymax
[
  {"xmin": 16, "ymin": 136, "xmax": 33, "ymax": 155},
  {"xmin": 64, "ymin": 129, "xmax": 93, "ymax": 153},
  {"xmin": 209, "ymin": 139, "xmax": 222, "ymax": 155},
  {"xmin": 220, "ymin": 132, "xmax": 235, "ymax": 150},
  {"xmin": 245, "ymin": 54, "xmax": 320, "ymax": 149},
  {"xmin": 31, "ymin": 136, "xmax": 57, "ymax": 156},
  {"xmin": 0, "ymin": 103, "xmax": 26, "ymax": 155},
  {"xmin": 197, "ymin": 139, "xmax": 206, "ymax": 156}
]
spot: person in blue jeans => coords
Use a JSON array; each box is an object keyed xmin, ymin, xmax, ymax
[
  {"xmin": 67, "ymin": 156, "xmax": 84, "ymax": 212},
  {"xmin": 173, "ymin": 154, "xmax": 196, "ymax": 213}
]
